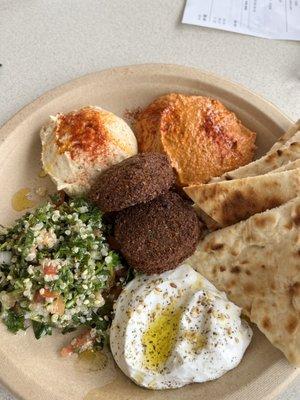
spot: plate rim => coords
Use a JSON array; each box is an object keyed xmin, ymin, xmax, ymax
[
  {"xmin": 0, "ymin": 63, "xmax": 294, "ymax": 139},
  {"xmin": 0, "ymin": 63, "xmax": 298, "ymax": 400}
]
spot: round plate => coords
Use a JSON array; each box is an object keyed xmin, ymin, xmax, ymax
[{"xmin": 0, "ymin": 64, "xmax": 298, "ymax": 400}]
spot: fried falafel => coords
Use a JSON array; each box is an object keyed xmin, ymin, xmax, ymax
[
  {"xmin": 114, "ymin": 192, "xmax": 201, "ymax": 274},
  {"xmin": 89, "ymin": 153, "xmax": 175, "ymax": 212}
]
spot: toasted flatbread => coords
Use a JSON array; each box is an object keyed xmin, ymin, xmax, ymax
[
  {"xmin": 210, "ymin": 124, "xmax": 300, "ymax": 183},
  {"xmin": 193, "ymin": 205, "xmax": 220, "ymax": 231},
  {"xmin": 269, "ymin": 159, "xmax": 300, "ymax": 174},
  {"xmin": 185, "ymin": 168, "xmax": 300, "ymax": 228},
  {"xmin": 187, "ymin": 197, "xmax": 300, "ymax": 366},
  {"xmin": 269, "ymin": 120, "xmax": 300, "ymax": 152}
]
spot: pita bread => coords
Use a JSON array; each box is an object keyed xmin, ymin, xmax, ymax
[
  {"xmin": 269, "ymin": 119, "xmax": 300, "ymax": 152},
  {"xmin": 185, "ymin": 168, "xmax": 300, "ymax": 228},
  {"xmin": 187, "ymin": 197, "xmax": 300, "ymax": 366},
  {"xmin": 269, "ymin": 159, "xmax": 300, "ymax": 174},
  {"xmin": 193, "ymin": 205, "xmax": 220, "ymax": 231},
  {"xmin": 210, "ymin": 126, "xmax": 300, "ymax": 183}
]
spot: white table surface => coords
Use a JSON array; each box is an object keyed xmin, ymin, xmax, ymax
[{"xmin": 0, "ymin": 1, "xmax": 299, "ymax": 399}]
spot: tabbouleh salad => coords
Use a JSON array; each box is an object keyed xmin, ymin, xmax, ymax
[{"xmin": 0, "ymin": 195, "xmax": 129, "ymax": 354}]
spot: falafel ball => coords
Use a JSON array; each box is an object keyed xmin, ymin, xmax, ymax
[
  {"xmin": 89, "ymin": 153, "xmax": 175, "ymax": 213},
  {"xmin": 114, "ymin": 192, "xmax": 201, "ymax": 274}
]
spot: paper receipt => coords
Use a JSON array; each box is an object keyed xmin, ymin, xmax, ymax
[{"xmin": 182, "ymin": 0, "xmax": 300, "ymax": 40}]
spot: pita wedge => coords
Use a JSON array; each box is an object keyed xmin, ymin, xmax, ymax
[
  {"xmin": 270, "ymin": 159, "xmax": 300, "ymax": 174},
  {"xmin": 187, "ymin": 197, "xmax": 300, "ymax": 366},
  {"xmin": 185, "ymin": 168, "xmax": 300, "ymax": 228},
  {"xmin": 269, "ymin": 119, "xmax": 300, "ymax": 152},
  {"xmin": 210, "ymin": 125, "xmax": 300, "ymax": 183}
]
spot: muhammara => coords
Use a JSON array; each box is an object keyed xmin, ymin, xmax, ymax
[
  {"xmin": 210, "ymin": 123, "xmax": 300, "ymax": 183},
  {"xmin": 134, "ymin": 93, "xmax": 256, "ymax": 185}
]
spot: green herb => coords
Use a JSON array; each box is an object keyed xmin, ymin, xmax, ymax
[
  {"xmin": 32, "ymin": 321, "xmax": 52, "ymax": 339},
  {"xmin": 3, "ymin": 310, "xmax": 25, "ymax": 333},
  {"xmin": 61, "ymin": 326, "xmax": 77, "ymax": 335}
]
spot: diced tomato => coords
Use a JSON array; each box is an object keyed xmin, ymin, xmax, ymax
[
  {"xmin": 35, "ymin": 289, "xmax": 65, "ymax": 315},
  {"xmin": 73, "ymin": 330, "xmax": 93, "ymax": 348},
  {"xmin": 60, "ymin": 330, "xmax": 93, "ymax": 357},
  {"xmin": 43, "ymin": 263, "xmax": 58, "ymax": 276},
  {"xmin": 60, "ymin": 345, "xmax": 73, "ymax": 358},
  {"xmin": 34, "ymin": 288, "xmax": 59, "ymax": 303}
]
